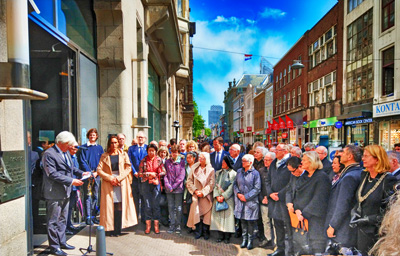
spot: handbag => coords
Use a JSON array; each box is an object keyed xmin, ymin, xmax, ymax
[
  {"xmin": 292, "ymin": 220, "xmax": 312, "ymax": 256},
  {"xmin": 215, "ymin": 200, "xmax": 229, "ymax": 212}
]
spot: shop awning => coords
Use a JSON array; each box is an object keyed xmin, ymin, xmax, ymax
[{"xmin": 337, "ymin": 111, "xmax": 372, "ymax": 120}]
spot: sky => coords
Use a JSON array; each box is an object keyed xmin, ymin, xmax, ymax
[{"xmin": 190, "ymin": 0, "xmax": 338, "ymax": 126}]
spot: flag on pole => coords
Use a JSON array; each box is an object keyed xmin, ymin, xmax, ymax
[{"xmin": 244, "ymin": 54, "xmax": 252, "ymax": 61}]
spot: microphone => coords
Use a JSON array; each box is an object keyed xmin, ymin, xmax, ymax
[{"xmin": 75, "ymin": 146, "xmax": 88, "ymax": 150}]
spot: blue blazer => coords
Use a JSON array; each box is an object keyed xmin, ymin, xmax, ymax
[
  {"xmin": 210, "ymin": 150, "xmax": 229, "ymax": 171},
  {"xmin": 128, "ymin": 144, "xmax": 148, "ymax": 174},
  {"xmin": 41, "ymin": 146, "xmax": 84, "ymax": 200}
]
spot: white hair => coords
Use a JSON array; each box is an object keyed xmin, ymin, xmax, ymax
[
  {"xmin": 265, "ymin": 152, "xmax": 276, "ymax": 160},
  {"xmin": 230, "ymin": 143, "xmax": 240, "ymax": 151},
  {"xmin": 256, "ymin": 146, "xmax": 269, "ymax": 157},
  {"xmin": 200, "ymin": 152, "xmax": 211, "ymax": 165},
  {"xmin": 136, "ymin": 131, "xmax": 146, "ymax": 139},
  {"xmin": 291, "ymin": 146, "xmax": 303, "ymax": 157},
  {"xmin": 242, "ymin": 154, "xmax": 255, "ymax": 167},
  {"xmin": 316, "ymin": 145, "xmax": 328, "ymax": 154},
  {"xmin": 55, "ymin": 131, "xmax": 76, "ymax": 145},
  {"xmin": 277, "ymin": 143, "xmax": 289, "ymax": 152}
]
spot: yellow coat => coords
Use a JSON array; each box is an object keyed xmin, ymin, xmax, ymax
[{"xmin": 97, "ymin": 151, "xmax": 137, "ymax": 231}]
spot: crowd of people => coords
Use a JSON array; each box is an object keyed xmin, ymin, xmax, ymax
[{"xmin": 33, "ymin": 129, "xmax": 400, "ymax": 256}]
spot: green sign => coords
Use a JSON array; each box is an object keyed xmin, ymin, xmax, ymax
[
  {"xmin": 309, "ymin": 117, "xmax": 338, "ymax": 128},
  {"xmin": 0, "ymin": 151, "xmax": 26, "ymax": 203}
]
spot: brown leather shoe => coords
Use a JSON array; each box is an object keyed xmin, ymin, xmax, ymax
[
  {"xmin": 145, "ymin": 220, "xmax": 151, "ymax": 234},
  {"xmin": 154, "ymin": 220, "xmax": 160, "ymax": 234}
]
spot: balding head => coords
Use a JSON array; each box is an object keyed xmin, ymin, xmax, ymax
[
  {"xmin": 229, "ymin": 143, "xmax": 241, "ymax": 158},
  {"xmin": 316, "ymin": 146, "xmax": 328, "ymax": 161}
]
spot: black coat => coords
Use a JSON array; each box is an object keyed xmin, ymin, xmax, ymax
[
  {"xmin": 325, "ymin": 164, "xmax": 363, "ymax": 247},
  {"xmin": 266, "ymin": 157, "xmax": 291, "ymax": 220},
  {"xmin": 285, "ymin": 174, "xmax": 300, "ymax": 205},
  {"xmin": 231, "ymin": 154, "xmax": 243, "ymax": 171},
  {"xmin": 293, "ymin": 169, "xmax": 331, "ymax": 241},
  {"xmin": 321, "ymin": 157, "xmax": 334, "ymax": 180},
  {"xmin": 259, "ymin": 166, "xmax": 269, "ymax": 203}
]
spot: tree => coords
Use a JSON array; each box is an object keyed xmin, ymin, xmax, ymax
[
  {"xmin": 192, "ymin": 100, "xmax": 205, "ymax": 137},
  {"xmin": 205, "ymin": 128, "xmax": 211, "ymax": 137}
]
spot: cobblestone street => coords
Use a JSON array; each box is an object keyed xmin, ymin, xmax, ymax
[{"xmin": 34, "ymin": 223, "xmax": 274, "ymax": 256}]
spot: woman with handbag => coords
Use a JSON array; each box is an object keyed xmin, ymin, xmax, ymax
[
  {"xmin": 210, "ymin": 155, "xmax": 237, "ymax": 244},
  {"xmin": 97, "ymin": 136, "xmax": 137, "ymax": 236},
  {"xmin": 233, "ymin": 154, "xmax": 261, "ymax": 250},
  {"xmin": 182, "ymin": 151, "xmax": 198, "ymax": 232},
  {"xmin": 350, "ymin": 145, "xmax": 397, "ymax": 256},
  {"xmin": 138, "ymin": 144, "xmax": 166, "ymax": 234},
  {"xmin": 292, "ymin": 151, "xmax": 331, "ymax": 254},
  {"xmin": 164, "ymin": 145, "xmax": 186, "ymax": 234},
  {"xmin": 186, "ymin": 152, "xmax": 215, "ymax": 240}
]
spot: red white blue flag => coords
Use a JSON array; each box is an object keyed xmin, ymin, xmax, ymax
[{"xmin": 244, "ymin": 54, "xmax": 252, "ymax": 61}]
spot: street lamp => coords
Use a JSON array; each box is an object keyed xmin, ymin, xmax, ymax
[
  {"xmin": 172, "ymin": 120, "xmax": 181, "ymax": 142},
  {"xmin": 291, "ymin": 60, "xmax": 304, "ymax": 70}
]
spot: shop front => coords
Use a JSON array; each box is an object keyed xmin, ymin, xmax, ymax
[
  {"xmin": 374, "ymin": 100, "xmax": 400, "ymax": 151},
  {"xmin": 307, "ymin": 117, "xmax": 342, "ymax": 147},
  {"xmin": 344, "ymin": 118, "xmax": 374, "ymax": 147}
]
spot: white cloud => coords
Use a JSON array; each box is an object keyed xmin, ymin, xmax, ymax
[
  {"xmin": 259, "ymin": 36, "xmax": 290, "ymax": 66},
  {"xmin": 246, "ymin": 19, "xmax": 257, "ymax": 25},
  {"xmin": 214, "ymin": 15, "xmax": 228, "ymax": 23},
  {"xmin": 260, "ymin": 8, "xmax": 286, "ymax": 19}
]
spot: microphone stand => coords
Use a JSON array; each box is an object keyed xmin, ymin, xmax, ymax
[{"xmin": 79, "ymin": 173, "xmax": 96, "ymax": 255}]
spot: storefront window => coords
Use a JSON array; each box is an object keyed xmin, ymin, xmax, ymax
[
  {"xmin": 352, "ymin": 124, "xmax": 368, "ymax": 147},
  {"xmin": 391, "ymin": 121, "xmax": 400, "ymax": 148},
  {"xmin": 311, "ymin": 126, "xmax": 341, "ymax": 147},
  {"xmin": 380, "ymin": 121, "xmax": 390, "ymax": 150},
  {"xmin": 290, "ymin": 129, "xmax": 296, "ymax": 145},
  {"xmin": 148, "ymin": 63, "xmax": 161, "ymax": 141}
]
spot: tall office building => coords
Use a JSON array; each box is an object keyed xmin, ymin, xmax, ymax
[{"xmin": 208, "ymin": 105, "xmax": 223, "ymax": 127}]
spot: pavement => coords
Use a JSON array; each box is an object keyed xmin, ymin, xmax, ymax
[{"xmin": 33, "ymin": 222, "xmax": 275, "ymax": 256}]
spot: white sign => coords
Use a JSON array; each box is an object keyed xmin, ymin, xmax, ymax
[{"xmin": 373, "ymin": 100, "xmax": 400, "ymax": 117}]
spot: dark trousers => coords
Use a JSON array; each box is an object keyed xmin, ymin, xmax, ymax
[
  {"xmin": 131, "ymin": 177, "xmax": 142, "ymax": 220},
  {"xmin": 83, "ymin": 178, "xmax": 99, "ymax": 219},
  {"xmin": 357, "ymin": 227, "xmax": 377, "ymax": 256},
  {"xmin": 141, "ymin": 182, "xmax": 161, "ymax": 220},
  {"xmin": 46, "ymin": 199, "xmax": 69, "ymax": 249},
  {"xmin": 272, "ymin": 218, "xmax": 286, "ymax": 250},
  {"xmin": 241, "ymin": 219, "xmax": 257, "ymax": 235},
  {"xmin": 66, "ymin": 190, "xmax": 78, "ymax": 228},
  {"xmin": 166, "ymin": 193, "xmax": 183, "ymax": 227}
]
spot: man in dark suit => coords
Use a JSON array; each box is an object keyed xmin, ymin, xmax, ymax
[
  {"xmin": 210, "ymin": 136, "xmax": 229, "ymax": 171},
  {"xmin": 228, "ymin": 143, "xmax": 243, "ymax": 171},
  {"xmin": 388, "ymin": 151, "xmax": 400, "ymax": 178},
  {"xmin": 316, "ymin": 146, "xmax": 334, "ymax": 180},
  {"xmin": 128, "ymin": 131, "xmax": 148, "ymax": 220},
  {"xmin": 325, "ymin": 145, "xmax": 363, "ymax": 250},
  {"xmin": 266, "ymin": 143, "xmax": 292, "ymax": 256},
  {"xmin": 42, "ymin": 131, "xmax": 89, "ymax": 256}
]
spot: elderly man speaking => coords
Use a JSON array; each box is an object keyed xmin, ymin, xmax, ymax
[{"xmin": 42, "ymin": 131, "xmax": 89, "ymax": 256}]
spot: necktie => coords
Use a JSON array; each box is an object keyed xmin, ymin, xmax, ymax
[
  {"xmin": 217, "ymin": 152, "xmax": 220, "ymax": 164},
  {"xmin": 63, "ymin": 152, "xmax": 71, "ymax": 167}
]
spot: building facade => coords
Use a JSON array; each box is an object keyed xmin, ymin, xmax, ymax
[
  {"xmin": 208, "ymin": 105, "xmax": 223, "ymax": 128},
  {"xmin": 0, "ymin": 0, "xmax": 194, "ymax": 254}
]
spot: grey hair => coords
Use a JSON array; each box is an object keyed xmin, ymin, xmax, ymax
[
  {"xmin": 304, "ymin": 142, "xmax": 316, "ymax": 150},
  {"xmin": 265, "ymin": 152, "xmax": 276, "ymax": 160},
  {"xmin": 136, "ymin": 131, "xmax": 146, "ymax": 139},
  {"xmin": 256, "ymin": 146, "xmax": 269, "ymax": 157},
  {"xmin": 388, "ymin": 151, "xmax": 400, "ymax": 163},
  {"xmin": 179, "ymin": 139, "xmax": 187, "ymax": 144},
  {"xmin": 317, "ymin": 146, "xmax": 328, "ymax": 154},
  {"xmin": 230, "ymin": 143, "xmax": 240, "ymax": 151},
  {"xmin": 55, "ymin": 131, "xmax": 76, "ymax": 145},
  {"xmin": 277, "ymin": 143, "xmax": 289, "ymax": 152},
  {"xmin": 242, "ymin": 154, "xmax": 255, "ymax": 168},
  {"xmin": 291, "ymin": 147, "xmax": 303, "ymax": 157},
  {"xmin": 199, "ymin": 152, "xmax": 211, "ymax": 166},
  {"xmin": 345, "ymin": 145, "xmax": 363, "ymax": 163},
  {"xmin": 117, "ymin": 133, "xmax": 126, "ymax": 138}
]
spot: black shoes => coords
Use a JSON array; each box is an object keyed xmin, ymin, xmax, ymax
[
  {"xmin": 85, "ymin": 218, "xmax": 93, "ymax": 225},
  {"xmin": 60, "ymin": 243, "xmax": 75, "ymax": 250},
  {"xmin": 49, "ymin": 248, "xmax": 67, "ymax": 256},
  {"xmin": 92, "ymin": 218, "xmax": 100, "ymax": 224},
  {"xmin": 268, "ymin": 249, "xmax": 285, "ymax": 256}
]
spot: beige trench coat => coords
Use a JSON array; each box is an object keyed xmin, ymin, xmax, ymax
[
  {"xmin": 186, "ymin": 162, "xmax": 215, "ymax": 228},
  {"xmin": 210, "ymin": 168, "xmax": 236, "ymax": 233},
  {"xmin": 97, "ymin": 151, "xmax": 137, "ymax": 231}
]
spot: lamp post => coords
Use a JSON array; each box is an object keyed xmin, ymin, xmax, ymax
[{"xmin": 172, "ymin": 120, "xmax": 181, "ymax": 142}]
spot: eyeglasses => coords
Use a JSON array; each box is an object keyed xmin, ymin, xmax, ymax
[
  {"xmin": 242, "ymin": 160, "xmax": 249, "ymax": 163},
  {"xmin": 137, "ymin": 136, "xmax": 145, "ymax": 139},
  {"xmin": 276, "ymin": 149, "xmax": 285, "ymax": 152}
]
